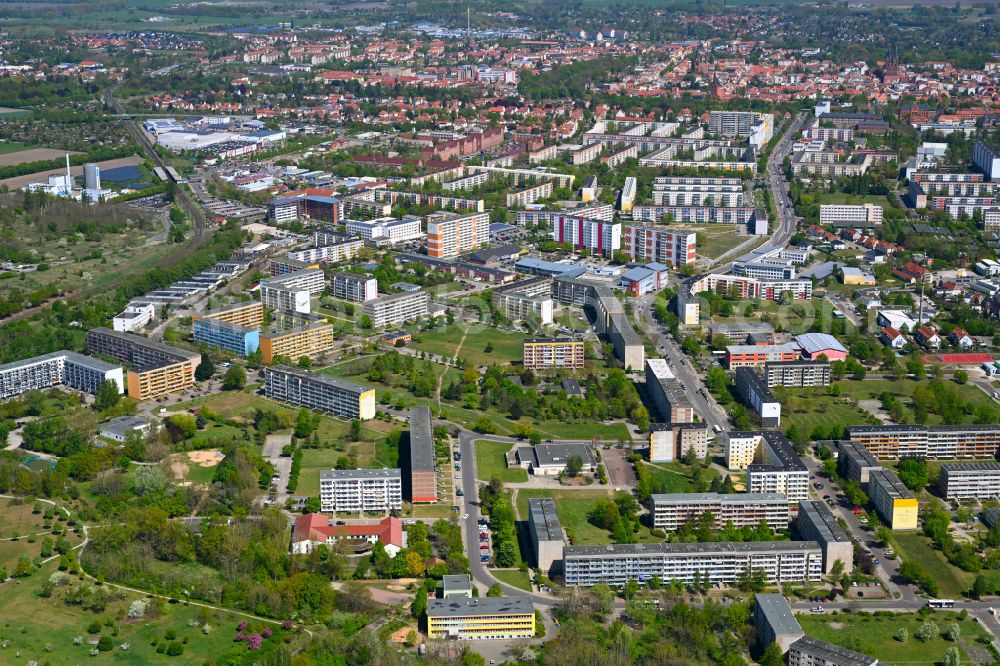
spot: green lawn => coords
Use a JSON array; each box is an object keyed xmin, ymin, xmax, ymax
[
  {"xmin": 694, "ymin": 225, "xmax": 750, "ymax": 260},
  {"xmin": 889, "ymin": 531, "xmax": 974, "ymax": 599},
  {"xmin": 189, "ymin": 423, "xmax": 245, "ymax": 448},
  {"xmin": 0, "ymin": 141, "xmax": 27, "ymax": 155},
  {"xmin": 513, "ymin": 488, "xmax": 661, "ymax": 547},
  {"xmin": 491, "ymin": 568, "xmax": 533, "ymax": 592},
  {"xmin": 530, "ymin": 420, "xmax": 633, "ymax": 442},
  {"xmin": 410, "ymin": 325, "xmax": 525, "ymax": 366},
  {"xmin": 640, "ymin": 461, "xmax": 713, "ymax": 494},
  {"xmin": 774, "ymin": 385, "xmax": 878, "ymax": 438},
  {"xmin": 799, "ymin": 612, "xmax": 990, "ymax": 665},
  {"xmin": 474, "ymin": 440, "xmax": 528, "ymax": 483},
  {"xmin": 816, "ymin": 192, "xmax": 895, "ymax": 208},
  {"xmin": 298, "ymin": 448, "xmax": 349, "ymax": 497},
  {"xmin": 834, "ymin": 378, "xmax": 1000, "ymax": 427},
  {"xmin": 0, "ymin": 560, "xmax": 290, "ymax": 665}
]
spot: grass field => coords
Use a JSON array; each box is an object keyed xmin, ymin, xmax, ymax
[
  {"xmin": 491, "ymin": 568, "xmax": 533, "ymax": 591},
  {"xmin": 0, "ymin": 560, "xmax": 286, "ymax": 665},
  {"xmin": 513, "ymin": 488, "xmax": 660, "ymax": 546},
  {"xmin": 816, "ymin": 192, "xmax": 896, "ymax": 208},
  {"xmin": 411, "ymin": 325, "xmax": 525, "ymax": 367},
  {"xmin": 298, "ymin": 448, "xmax": 349, "ymax": 497},
  {"xmin": 799, "ymin": 611, "xmax": 990, "ymax": 664},
  {"xmin": 0, "ymin": 500, "xmax": 82, "ymax": 571},
  {"xmin": 474, "ymin": 440, "xmax": 528, "ymax": 483},
  {"xmin": 835, "ymin": 378, "xmax": 1000, "ymax": 427},
  {"xmin": 640, "ymin": 461, "xmax": 714, "ymax": 494},
  {"xmin": 693, "ymin": 225, "xmax": 751, "ymax": 260},
  {"xmin": 530, "ymin": 420, "xmax": 633, "ymax": 441},
  {"xmin": 774, "ymin": 386, "xmax": 878, "ymax": 437},
  {"xmin": 189, "ymin": 423, "xmax": 245, "ymax": 448},
  {"xmin": 0, "ymin": 140, "xmax": 27, "ymax": 155},
  {"xmin": 889, "ymin": 531, "xmax": 973, "ymax": 599}
]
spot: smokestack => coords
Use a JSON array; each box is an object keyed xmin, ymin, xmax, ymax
[{"xmin": 65, "ymin": 153, "xmax": 72, "ymax": 193}]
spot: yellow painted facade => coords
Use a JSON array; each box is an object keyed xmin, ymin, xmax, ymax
[
  {"xmin": 889, "ymin": 498, "xmax": 919, "ymax": 530},
  {"xmin": 126, "ymin": 360, "xmax": 196, "ymax": 400},
  {"xmin": 427, "ymin": 612, "xmax": 535, "ymax": 640},
  {"xmin": 260, "ymin": 322, "xmax": 334, "ymax": 365}
]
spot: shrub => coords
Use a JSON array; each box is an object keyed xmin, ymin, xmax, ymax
[
  {"xmin": 97, "ymin": 635, "xmax": 113, "ymax": 651},
  {"xmin": 86, "ymin": 620, "xmax": 102, "ymax": 635},
  {"xmin": 166, "ymin": 641, "xmax": 184, "ymax": 656}
]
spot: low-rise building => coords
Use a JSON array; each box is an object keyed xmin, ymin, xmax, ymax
[
  {"xmin": 651, "ymin": 492, "xmax": 790, "ymax": 532},
  {"xmin": 99, "ymin": 415, "xmax": 153, "ymax": 443},
  {"xmin": 512, "ymin": 443, "xmax": 596, "ymax": 476},
  {"xmin": 797, "ymin": 500, "xmax": 854, "ymax": 575},
  {"xmin": 442, "ymin": 574, "xmax": 473, "ymax": 598},
  {"xmin": 868, "ymin": 469, "xmax": 918, "ymax": 530},
  {"xmin": 291, "ymin": 513, "xmax": 405, "ymax": 556},
  {"xmin": 318, "ymin": 468, "xmax": 402, "ymax": 514},
  {"xmin": 426, "ymin": 597, "xmax": 535, "ymax": 641}
]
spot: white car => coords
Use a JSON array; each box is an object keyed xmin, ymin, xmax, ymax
[{"xmin": 462, "ymin": 513, "xmax": 469, "ymax": 520}]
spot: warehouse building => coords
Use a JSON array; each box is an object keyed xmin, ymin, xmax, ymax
[
  {"xmin": 426, "ymin": 597, "xmax": 535, "ymax": 641},
  {"xmin": 318, "ymin": 468, "xmax": 402, "ymax": 514},
  {"xmin": 651, "ymin": 492, "xmax": 790, "ymax": 532},
  {"xmin": 362, "ymin": 290, "xmax": 429, "ymax": 328},
  {"xmin": 263, "ymin": 365, "xmax": 376, "ymax": 420},
  {"xmin": 868, "ymin": 469, "xmax": 918, "ymax": 530},
  {"xmin": 404, "ymin": 406, "xmax": 437, "ymax": 503},
  {"xmin": 734, "ymin": 368, "xmax": 781, "ymax": 428},
  {"xmin": 528, "ymin": 498, "xmax": 564, "ymax": 577},
  {"xmin": 797, "ymin": 500, "xmax": 854, "ymax": 575},
  {"xmin": 563, "ymin": 541, "xmax": 823, "ymax": 588},
  {"xmin": 940, "ymin": 462, "xmax": 1000, "ymax": 500},
  {"xmin": 0, "ymin": 351, "xmax": 123, "ymax": 400}
]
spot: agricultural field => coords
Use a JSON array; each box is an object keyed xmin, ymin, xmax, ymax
[{"xmin": 799, "ymin": 611, "xmax": 991, "ymax": 665}]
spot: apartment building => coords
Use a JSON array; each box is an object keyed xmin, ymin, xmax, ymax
[
  {"xmin": 753, "ymin": 594, "xmax": 804, "ymax": 655},
  {"xmin": 836, "ymin": 440, "xmax": 883, "ymax": 486},
  {"xmin": 619, "ymin": 176, "xmax": 637, "ymax": 212},
  {"xmin": 787, "ymin": 636, "xmax": 878, "ymax": 666},
  {"xmin": 86, "ymin": 328, "xmax": 200, "ymax": 400},
  {"xmin": 764, "ymin": 360, "xmax": 831, "ymax": 387},
  {"xmin": 974, "ymin": 140, "xmax": 1000, "ymax": 180},
  {"xmin": 404, "ymin": 406, "xmax": 437, "ymax": 503},
  {"xmin": 648, "ymin": 423, "xmax": 709, "ymax": 462},
  {"xmin": 790, "ymin": 151, "xmax": 872, "ymax": 177},
  {"xmin": 651, "ymin": 492, "xmax": 790, "ymax": 532},
  {"xmin": 563, "ymin": 541, "xmax": 823, "ymax": 588},
  {"xmin": 725, "ymin": 342, "xmax": 801, "ymax": 369},
  {"xmin": 345, "ymin": 216, "xmax": 423, "ymax": 244},
  {"xmin": 723, "ymin": 431, "xmax": 808, "ymax": 502},
  {"xmin": 426, "ymin": 211, "xmax": 490, "ymax": 258},
  {"xmin": 710, "ymin": 111, "xmax": 774, "ymax": 146},
  {"xmin": 426, "ymin": 597, "xmax": 535, "ymax": 641},
  {"xmin": 193, "ymin": 317, "xmax": 260, "ymax": 357},
  {"xmin": 603, "ymin": 144, "xmax": 639, "ymax": 168},
  {"xmin": 260, "ymin": 268, "xmax": 325, "ymax": 314},
  {"xmin": 549, "ymin": 215, "xmax": 622, "ymax": 256},
  {"xmin": 652, "ymin": 177, "xmax": 745, "ymax": 207},
  {"xmin": 516, "ymin": 204, "xmax": 614, "ymax": 226},
  {"xmin": 362, "ymin": 290, "xmax": 429, "ymax": 328},
  {"xmin": 869, "ymin": 469, "xmax": 918, "ymax": 530},
  {"xmin": 269, "ymin": 256, "xmax": 319, "ymax": 277},
  {"xmin": 112, "ymin": 302, "xmax": 155, "ymax": 333},
  {"xmin": 692, "ymin": 273, "xmax": 812, "ymax": 302},
  {"xmin": 645, "ymin": 358, "xmax": 694, "ymax": 423},
  {"xmin": 846, "ymin": 424, "xmax": 1000, "ymax": 459},
  {"xmin": 622, "ymin": 224, "xmax": 697, "ymax": 267},
  {"xmin": 267, "ymin": 193, "xmax": 342, "ymax": 225},
  {"xmin": 494, "ymin": 277, "xmax": 553, "ymax": 325},
  {"xmin": 259, "ymin": 315, "xmax": 334, "ymax": 365},
  {"xmin": 264, "ymin": 365, "xmax": 376, "ymax": 420},
  {"xmin": 940, "ymin": 462, "xmax": 1000, "ymax": 500},
  {"xmin": 0, "ymin": 351, "xmax": 123, "ymax": 400},
  {"xmin": 733, "ymin": 259, "xmax": 796, "ymax": 280},
  {"xmin": 797, "ymin": 500, "xmax": 854, "ymax": 575},
  {"xmin": 465, "ymin": 165, "xmax": 575, "ymax": 190},
  {"xmin": 287, "ymin": 237, "xmax": 365, "ymax": 264},
  {"xmin": 522, "ymin": 337, "xmax": 585, "ymax": 371},
  {"xmin": 734, "ymin": 368, "xmax": 781, "ymax": 428},
  {"xmin": 371, "ymin": 189, "xmax": 484, "ymax": 213},
  {"xmin": 609, "ymin": 312, "xmax": 644, "ymax": 371},
  {"xmin": 630, "ymin": 204, "xmax": 755, "ymax": 225},
  {"xmin": 318, "ymin": 468, "xmax": 402, "ymax": 514},
  {"xmin": 330, "ymin": 273, "xmax": 378, "ymax": 303},
  {"xmin": 818, "ymin": 204, "xmax": 883, "ymax": 226},
  {"xmin": 528, "ymin": 498, "xmax": 564, "ymax": 576}
]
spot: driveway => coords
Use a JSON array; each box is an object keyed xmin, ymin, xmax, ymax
[
  {"xmin": 263, "ymin": 433, "xmax": 292, "ymax": 503},
  {"xmin": 601, "ymin": 447, "xmax": 638, "ymax": 490}
]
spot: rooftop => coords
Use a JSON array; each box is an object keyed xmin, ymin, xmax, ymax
[
  {"xmin": 426, "ymin": 596, "xmax": 533, "ymax": 618},
  {"xmin": 564, "ymin": 540, "xmax": 821, "ymax": 557},
  {"xmin": 798, "ymin": 500, "xmax": 851, "ymax": 544},
  {"xmin": 793, "ymin": 333, "xmax": 847, "ymax": 355},
  {"xmin": 266, "ymin": 365, "xmax": 372, "ymax": 396},
  {"xmin": 408, "ymin": 406, "xmax": 435, "ymax": 473},
  {"xmin": 528, "ymin": 497, "xmax": 563, "ymax": 542},
  {"xmin": 870, "ymin": 469, "xmax": 914, "ymax": 500},
  {"xmin": 789, "ymin": 636, "xmax": 877, "ymax": 666},
  {"xmin": 755, "ymin": 593, "xmax": 803, "ymax": 637},
  {"xmin": 320, "ymin": 468, "xmax": 401, "ymax": 481},
  {"xmin": 651, "ymin": 492, "xmax": 787, "ymax": 505}
]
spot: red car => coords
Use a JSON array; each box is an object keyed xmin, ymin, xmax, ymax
[{"xmin": 480, "ymin": 545, "xmax": 489, "ymax": 551}]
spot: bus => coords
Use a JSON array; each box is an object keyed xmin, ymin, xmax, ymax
[{"xmin": 927, "ymin": 599, "xmax": 955, "ymax": 608}]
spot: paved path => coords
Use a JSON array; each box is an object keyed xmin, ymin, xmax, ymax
[{"xmin": 263, "ymin": 433, "xmax": 292, "ymax": 503}]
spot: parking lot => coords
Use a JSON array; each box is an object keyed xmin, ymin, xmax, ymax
[{"xmin": 602, "ymin": 447, "xmax": 638, "ymax": 489}]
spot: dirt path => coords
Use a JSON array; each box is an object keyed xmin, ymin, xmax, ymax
[{"xmin": 451, "ymin": 325, "xmax": 470, "ymax": 362}]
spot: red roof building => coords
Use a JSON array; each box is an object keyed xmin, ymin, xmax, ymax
[{"xmin": 292, "ymin": 513, "xmax": 405, "ymax": 556}]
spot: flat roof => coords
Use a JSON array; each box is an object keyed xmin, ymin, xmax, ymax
[
  {"xmin": 320, "ymin": 468, "xmax": 401, "ymax": 480},
  {"xmin": 266, "ymin": 365, "xmax": 371, "ymax": 396},
  {"xmin": 735, "ymin": 367, "xmax": 778, "ymax": 403},
  {"xmin": 652, "ymin": 492, "xmax": 787, "ymax": 505},
  {"xmin": 524, "ymin": 336, "xmax": 583, "ymax": 344},
  {"xmin": 442, "ymin": 574, "xmax": 471, "ymax": 591},
  {"xmin": 408, "ymin": 406, "xmax": 435, "ymax": 473},
  {"xmin": 531, "ymin": 443, "xmax": 594, "ymax": 468},
  {"xmin": 88, "ymin": 328, "xmax": 198, "ymax": 363},
  {"xmin": 0, "ymin": 350, "xmax": 120, "ymax": 375},
  {"xmin": 564, "ymin": 540, "xmax": 821, "ymax": 557},
  {"xmin": 789, "ymin": 636, "xmax": 877, "ymax": 666},
  {"xmin": 870, "ymin": 469, "xmax": 914, "ymax": 500},
  {"xmin": 837, "ymin": 440, "xmax": 882, "ymax": 468},
  {"xmin": 755, "ymin": 593, "xmax": 803, "ymax": 637},
  {"xmin": 941, "ymin": 462, "xmax": 1000, "ymax": 474},
  {"xmin": 794, "ymin": 333, "xmax": 848, "ymax": 355},
  {"xmin": 798, "ymin": 500, "xmax": 850, "ymax": 544},
  {"xmin": 848, "ymin": 424, "xmax": 1000, "ymax": 434},
  {"xmin": 528, "ymin": 497, "xmax": 563, "ymax": 542},
  {"xmin": 427, "ymin": 596, "xmax": 533, "ymax": 618}
]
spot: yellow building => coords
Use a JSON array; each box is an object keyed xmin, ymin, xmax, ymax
[
  {"xmin": 192, "ymin": 301, "xmax": 264, "ymax": 329},
  {"xmin": 260, "ymin": 319, "xmax": 334, "ymax": 365},
  {"xmin": 426, "ymin": 597, "xmax": 535, "ymax": 641},
  {"xmin": 868, "ymin": 469, "xmax": 919, "ymax": 530},
  {"xmin": 126, "ymin": 358, "xmax": 198, "ymax": 400}
]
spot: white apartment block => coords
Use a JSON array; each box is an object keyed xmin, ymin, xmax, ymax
[
  {"xmin": 818, "ymin": 204, "xmax": 883, "ymax": 226},
  {"xmin": 286, "ymin": 239, "xmax": 364, "ymax": 264},
  {"xmin": 940, "ymin": 462, "xmax": 1000, "ymax": 500},
  {"xmin": 709, "ymin": 111, "xmax": 774, "ymax": 147},
  {"xmin": 363, "ymin": 290, "xmax": 429, "ymax": 327},
  {"xmin": 651, "ymin": 493, "xmax": 790, "ymax": 531},
  {"xmin": 112, "ymin": 302, "xmax": 156, "ymax": 333},
  {"xmin": 0, "ymin": 351, "xmax": 124, "ymax": 400},
  {"xmin": 724, "ymin": 431, "xmax": 809, "ymax": 503},
  {"xmin": 260, "ymin": 268, "xmax": 324, "ymax": 314},
  {"xmin": 319, "ymin": 468, "xmax": 403, "ymax": 514},
  {"xmin": 426, "ymin": 211, "xmax": 490, "ymax": 258},
  {"xmin": 549, "ymin": 215, "xmax": 621, "ymax": 255},
  {"xmin": 563, "ymin": 541, "xmax": 822, "ymax": 588},
  {"xmin": 619, "ymin": 176, "xmax": 637, "ymax": 212},
  {"xmin": 330, "ymin": 273, "xmax": 378, "ymax": 302},
  {"xmin": 346, "ymin": 216, "xmax": 424, "ymax": 243}
]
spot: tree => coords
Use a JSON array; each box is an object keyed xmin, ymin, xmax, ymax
[
  {"xmin": 195, "ymin": 353, "xmax": 215, "ymax": 381},
  {"xmin": 222, "ymin": 365, "xmax": 246, "ymax": 390},
  {"xmin": 623, "ymin": 578, "xmax": 639, "ymax": 600},
  {"xmin": 759, "ymin": 642, "xmax": 784, "ymax": 666},
  {"xmin": 895, "ymin": 627, "xmax": 908, "ymax": 642},
  {"xmin": 94, "ymin": 379, "xmax": 121, "ymax": 411},
  {"xmin": 945, "ymin": 622, "xmax": 961, "ymax": 641},
  {"xmin": 487, "ymin": 583, "xmax": 503, "ymax": 597},
  {"xmin": 954, "ymin": 369, "xmax": 968, "ymax": 384},
  {"xmin": 132, "ymin": 465, "xmax": 167, "ymax": 495},
  {"xmin": 12, "ymin": 556, "xmax": 33, "ymax": 577},
  {"xmin": 295, "ymin": 408, "xmax": 315, "ymax": 438},
  {"xmin": 897, "ymin": 458, "xmax": 929, "ymax": 492},
  {"xmin": 303, "ymin": 496, "xmax": 322, "ymax": 513},
  {"xmin": 411, "ymin": 586, "xmax": 427, "ymax": 620},
  {"xmin": 565, "ymin": 455, "xmax": 583, "ymax": 477},
  {"xmin": 943, "ymin": 646, "xmax": 960, "ymax": 666},
  {"xmin": 915, "ymin": 621, "xmax": 938, "ymax": 642}
]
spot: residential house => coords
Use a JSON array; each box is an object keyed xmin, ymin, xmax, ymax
[
  {"xmin": 915, "ymin": 326, "xmax": 942, "ymax": 349},
  {"xmin": 291, "ymin": 513, "xmax": 405, "ymax": 556},
  {"xmin": 880, "ymin": 326, "xmax": 906, "ymax": 349},
  {"xmin": 950, "ymin": 327, "xmax": 974, "ymax": 349}
]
